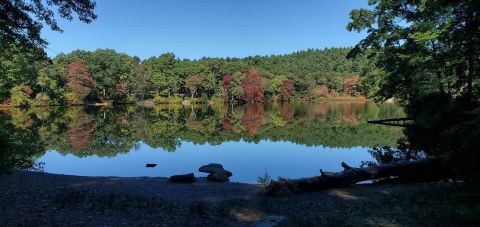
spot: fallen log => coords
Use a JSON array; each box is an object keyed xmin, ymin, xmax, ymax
[{"xmin": 265, "ymin": 157, "xmax": 448, "ymax": 195}]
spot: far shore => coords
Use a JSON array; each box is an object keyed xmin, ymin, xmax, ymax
[
  {"xmin": 0, "ymin": 170, "xmax": 477, "ymax": 226},
  {"xmin": 0, "ymin": 96, "xmax": 379, "ymax": 109}
]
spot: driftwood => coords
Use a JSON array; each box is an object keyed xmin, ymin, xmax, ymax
[{"xmin": 265, "ymin": 157, "xmax": 447, "ymax": 195}]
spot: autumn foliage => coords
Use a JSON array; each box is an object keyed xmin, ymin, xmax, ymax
[
  {"xmin": 115, "ymin": 83, "xmax": 129, "ymax": 95},
  {"xmin": 279, "ymin": 79, "xmax": 295, "ymax": 101},
  {"xmin": 185, "ymin": 75, "xmax": 203, "ymax": 98},
  {"xmin": 67, "ymin": 111, "xmax": 96, "ymax": 149},
  {"xmin": 21, "ymin": 86, "xmax": 34, "ymax": 96},
  {"xmin": 241, "ymin": 67, "xmax": 266, "ymax": 103},
  {"xmin": 241, "ymin": 103, "xmax": 266, "ymax": 134},
  {"xmin": 222, "ymin": 74, "xmax": 233, "ymax": 102},
  {"xmin": 222, "ymin": 115, "xmax": 233, "ymax": 131},
  {"xmin": 67, "ymin": 60, "xmax": 95, "ymax": 101},
  {"xmin": 343, "ymin": 75, "xmax": 359, "ymax": 96},
  {"xmin": 312, "ymin": 85, "xmax": 329, "ymax": 98}
]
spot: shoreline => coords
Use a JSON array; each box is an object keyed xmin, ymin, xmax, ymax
[
  {"xmin": 0, "ymin": 97, "xmax": 376, "ymax": 109},
  {"xmin": 1, "ymin": 170, "xmax": 478, "ymax": 226}
]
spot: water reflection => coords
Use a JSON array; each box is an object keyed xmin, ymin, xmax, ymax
[{"xmin": 0, "ymin": 101, "xmax": 405, "ymax": 181}]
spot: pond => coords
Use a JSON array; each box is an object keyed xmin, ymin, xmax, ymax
[{"xmin": 0, "ymin": 101, "xmax": 405, "ymax": 183}]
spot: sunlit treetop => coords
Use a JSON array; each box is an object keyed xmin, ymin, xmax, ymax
[{"xmin": 347, "ymin": 0, "xmax": 480, "ymax": 103}]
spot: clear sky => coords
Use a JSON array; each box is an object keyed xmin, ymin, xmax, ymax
[{"xmin": 42, "ymin": 0, "xmax": 369, "ymax": 60}]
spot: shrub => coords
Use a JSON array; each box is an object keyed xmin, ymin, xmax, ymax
[
  {"xmin": 153, "ymin": 95, "xmax": 183, "ymax": 104},
  {"xmin": 32, "ymin": 93, "xmax": 51, "ymax": 107},
  {"xmin": 64, "ymin": 92, "xmax": 82, "ymax": 105},
  {"xmin": 10, "ymin": 84, "xmax": 32, "ymax": 107},
  {"xmin": 311, "ymin": 85, "xmax": 329, "ymax": 99}
]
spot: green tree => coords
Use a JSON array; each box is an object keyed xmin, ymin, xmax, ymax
[
  {"xmin": 0, "ymin": 42, "xmax": 45, "ymax": 101},
  {"xmin": 144, "ymin": 53, "xmax": 179, "ymax": 97},
  {"xmin": 0, "ymin": 0, "xmax": 96, "ymax": 49},
  {"xmin": 347, "ymin": 0, "xmax": 479, "ymax": 103},
  {"xmin": 185, "ymin": 75, "xmax": 203, "ymax": 98},
  {"xmin": 348, "ymin": 0, "xmax": 480, "ymax": 179},
  {"xmin": 203, "ymin": 72, "xmax": 217, "ymax": 99},
  {"xmin": 267, "ymin": 75, "xmax": 288, "ymax": 97},
  {"xmin": 10, "ymin": 84, "xmax": 33, "ymax": 107}
]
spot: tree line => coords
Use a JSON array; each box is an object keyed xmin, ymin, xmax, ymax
[{"xmin": 1, "ymin": 46, "xmax": 382, "ymax": 107}]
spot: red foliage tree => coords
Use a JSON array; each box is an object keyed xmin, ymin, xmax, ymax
[
  {"xmin": 67, "ymin": 60, "xmax": 95, "ymax": 101},
  {"xmin": 343, "ymin": 75, "xmax": 360, "ymax": 96},
  {"xmin": 241, "ymin": 67, "xmax": 266, "ymax": 103},
  {"xmin": 279, "ymin": 79, "xmax": 295, "ymax": 101},
  {"xmin": 312, "ymin": 85, "xmax": 329, "ymax": 98},
  {"xmin": 222, "ymin": 74, "xmax": 233, "ymax": 102}
]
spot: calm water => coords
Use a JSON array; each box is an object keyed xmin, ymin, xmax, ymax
[{"xmin": 2, "ymin": 101, "xmax": 405, "ymax": 183}]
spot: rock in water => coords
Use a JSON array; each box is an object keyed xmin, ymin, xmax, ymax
[
  {"xmin": 170, "ymin": 173, "xmax": 195, "ymax": 183},
  {"xmin": 146, "ymin": 163, "xmax": 157, "ymax": 168},
  {"xmin": 207, "ymin": 172, "xmax": 230, "ymax": 182},
  {"xmin": 199, "ymin": 163, "xmax": 233, "ymax": 177},
  {"xmin": 199, "ymin": 163, "xmax": 223, "ymax": 172}
]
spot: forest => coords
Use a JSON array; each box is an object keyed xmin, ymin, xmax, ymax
[
  {"xmin": 1, "ymin": 45, "xmax": 381, "ymax": 107},
  {"xmin": 1, "ymin": 0, "xmax": 479, "ymax": 182},
  {"xmin": 1, "ymin": 0, "xmax": 480, "ymax": 225}
]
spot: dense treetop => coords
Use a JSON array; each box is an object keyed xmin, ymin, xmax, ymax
[{"xmin": 1, "ymin": 47, "xmax": 381, "ymax": 106}]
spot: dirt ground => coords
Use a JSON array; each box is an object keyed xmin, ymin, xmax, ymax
[{"xmin": 1, "ymin": 170, "xmax": 479, "ymax": 226}]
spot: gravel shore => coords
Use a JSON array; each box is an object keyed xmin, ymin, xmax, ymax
[{"xmin": 1, "ymin": 170, "xmax": 479, "ymax": 226}]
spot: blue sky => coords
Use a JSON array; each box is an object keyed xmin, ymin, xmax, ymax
[{"xmin": 42, "ymin": 0, "xmax": 369, "ymax": 60}]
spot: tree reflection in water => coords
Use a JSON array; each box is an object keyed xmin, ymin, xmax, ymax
[{"xmin": 0, "ymin": 101, "xmax": 405, "ymax": 171}]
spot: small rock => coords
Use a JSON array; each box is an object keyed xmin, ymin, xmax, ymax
[
  {"xmin": 170, "ymin": 173, "xmax": 195, "ymax": 183},
  {"xmin": 254, "ymin": 215, "xmax": 287, "ymax": 227},
  {"xmin": 207, "ymin": 172, "xmax": 230, "ymax": 182},
  {"xmin": 181, "ymin": 100, "xmax": 191, "ymax": 105}
]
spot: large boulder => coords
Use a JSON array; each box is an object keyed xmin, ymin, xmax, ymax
[
  {"xmin": 199, "ymin": 163, "xmax": 223, "ymax": 172},
  {"xmin": 207, "ymin": 172, "xmax": 230, "ymax": 182},
  {"xmin": 199, "ymin": 163, "xmax": 232, "ymax": 177},
  {"xmin": 170, "ymin": 173, "xmax": 195, "ymax": 183}
]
